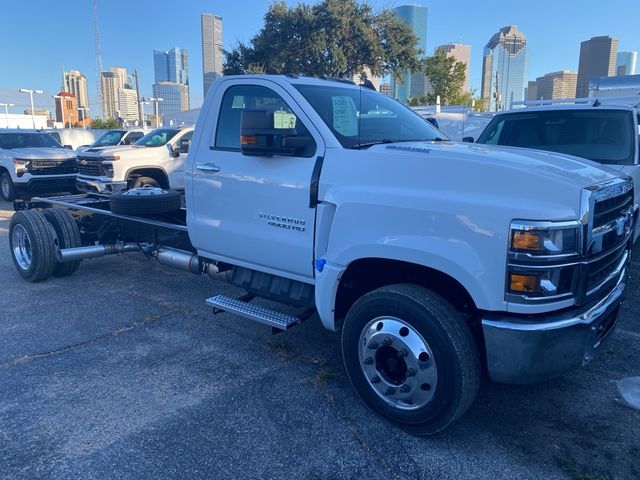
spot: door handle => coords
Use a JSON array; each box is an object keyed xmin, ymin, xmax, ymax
[{"xmin": 196, "ymin": 163, "xmax": 220, "ymax": 172}]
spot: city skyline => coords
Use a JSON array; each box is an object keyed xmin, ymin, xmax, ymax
[{"xmin": 0, "ymin": 0, "xmax": 637, "ymax": 114}]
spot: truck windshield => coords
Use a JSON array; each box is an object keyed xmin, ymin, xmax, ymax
[
  {"xmin": 0, "ymin": 132, "xmax": 62, "ymax": 149},
  {"xmin": 476, "ymin": 109, "xmax": 636, "ymax": 165},
  {"xmin": 92, "ymin": 131, "xmax": 125, "ymax": 147},
  {"xmin": 134, "ymin": 129, "xmax": 180, "ymax": 147},
  {"xmin": 295, "ymin": 85, "xmax": 445, "ymax": 148}
]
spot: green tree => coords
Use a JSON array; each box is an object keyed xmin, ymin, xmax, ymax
[
  {"xmin": 90, "ymin": 118, "xmax": 119, "ymax": 129},
  {"xmin": 223, "ymin": 0, "xmax": 420, "ymax": 82},
  {"xmin": 422, "ymin": 49, "xmax": 467, "ymax": 105}
]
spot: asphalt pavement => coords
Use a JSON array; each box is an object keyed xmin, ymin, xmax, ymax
[{"xmin": 0, "ymin": 199, "xmax": 639, "ymax": 480}]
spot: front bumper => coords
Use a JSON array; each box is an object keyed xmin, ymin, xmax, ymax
[
  {"xmin": 76, "ymin": 175, "xmax": 127, "ymax": 194},
  {"xmin": 482, "ymin": 268, "xmax": 626, "ymax": 384},
  {"xmin": 14, "ymin": 175, "xmax": 77, "ymax": 197}
]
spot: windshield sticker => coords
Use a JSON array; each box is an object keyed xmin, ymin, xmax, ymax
[{"xmin": 332, "ymin": 96, "xmax": 358, "ymax": 136}]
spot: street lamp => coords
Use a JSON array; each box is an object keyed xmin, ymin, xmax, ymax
[
  {"xmin": 78, "ymin": 107, "xmax": 90, "ymax": 130},
  {"xmin": 51, "ymin": 95, "xmax": 73, "ymax": 130},
  {"xmin": 149, "ymin": 97, "xmax": 163, "ymax": 128},
  {"xmin": 0, "ymin": 103, "xmax": 14, "ymax": 128},
  {"xmin": 19, "ymin": 88, "xmax": 43, "ymax": 129}
]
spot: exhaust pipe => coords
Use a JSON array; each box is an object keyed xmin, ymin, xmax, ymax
[{"xmin": 58, "ymin": 243, "xmax": 142, "ymax": 262}]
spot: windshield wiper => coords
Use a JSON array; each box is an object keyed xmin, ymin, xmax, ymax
[{"xmin": 351, "ymin": 139, "xmax": 394, "ymax": 149}]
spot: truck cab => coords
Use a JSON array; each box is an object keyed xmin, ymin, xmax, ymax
[{"xmin": 9, "ymin": 75, "xmax": 636, "ymax": 434}]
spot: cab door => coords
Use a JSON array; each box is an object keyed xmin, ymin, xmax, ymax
[{"xmin": 188, "ymin": 80, "xmax": 325, "ymax": 282}]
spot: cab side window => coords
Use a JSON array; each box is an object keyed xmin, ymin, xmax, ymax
[
  {"xmin": 215, "ymin": 85, "xmax": 312, "ymax": 153},
  {"xmin": 124, "ymin": 132, "xmax": 143, "ymax": 145}
]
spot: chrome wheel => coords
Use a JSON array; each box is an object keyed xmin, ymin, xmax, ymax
[
  {"xmin": 358, "ymin": 316, "xmax": 437, "ymax": 411},
  {"xmin": 1, "ymin": 176, "xmax": 11, "ymax": 199},
  {"xmin": 12, "ymin": 224, "xmax": 32, "ymax": 270}
]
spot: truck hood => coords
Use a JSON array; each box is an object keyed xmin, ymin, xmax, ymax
[
  {"xmin": 373, "ymin": 141, "xmax": 618, "ymax": 190},
  {"xmin": 78, "ymin": 144, "xmax": 166, "ymax": 158},
  {"xmin": 5, "ymin": 147, "xmax": 77, "ymax": 160}
]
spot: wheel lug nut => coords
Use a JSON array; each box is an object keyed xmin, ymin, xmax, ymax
[
  {"xmin": 385, "ymin": 387, "xmax": 396, "ymax": 396},
  {"xmin": 383, "ymin": 337, "xmax": 393, "ymax": 346},
  {"xmin": 407, "ymin": 368, "xmax": 416, "ymax": 377},
  {"xmin": 400, "ymin": 384, "xmax": 410, "ymax": 393},
  {"xmin": 370, "ymin": 375, "xmax": 380, "ymax": 384},
  {"xmin": 368, "ymin": 341, "xmax": 379, "ymax": 350},
  {"xmin": 363, "ymin": 357, "xmax": 373, "ymax": 365}
]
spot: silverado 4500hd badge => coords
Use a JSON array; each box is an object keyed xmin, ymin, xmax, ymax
[{"xmin": 258, "ymin": 212, "xmax": 306, "ymax": 232}]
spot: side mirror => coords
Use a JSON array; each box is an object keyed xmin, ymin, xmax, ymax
[
  {"xmin": 462, "ymin": 137, "xmax": 475, "ymax": 143},
  {"xmin": 177, "ymin": 138, "xmax": 191, "ymax": 154},
  {"xmin": 166, "ymin": 143, "xmax": 180, "ymax": 158},
  {"xmin": 240, "ymin": 109, "xmax": 312, "ymax": 157},
  {"xmin": 64, "ymin": 144, "xmax": 73, "ymax": 149}
]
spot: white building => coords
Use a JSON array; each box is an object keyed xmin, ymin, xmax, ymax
[
  {"xmin": 201, "ymin": 13, "xmax": 224, "ymax": 97},
  {"xmin": 118, "ymin": 88, "xmax": 139, "ymax": 123}
]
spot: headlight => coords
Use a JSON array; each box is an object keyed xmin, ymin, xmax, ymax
[
  {"xmin": 13, "ymin": 158, "xmax": 31, "ymax": 174},
  {"xmin": 508, "ymin": 267, "xmax": 574, "ymax": 297},
  {"xmin": 510, "ymin": 221, "xmax": 580, "ymax": 256}
]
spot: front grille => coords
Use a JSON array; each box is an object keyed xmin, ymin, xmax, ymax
[
  {"xmin": 77, "ymin": 156, "xmax": 102, "ymax": 176},
  {"xmin": 586, "ymin": 244, "xmax": 627, "ymax": 293},
  {"xmin": 29, "ymin": 158, "xmax": 78, "ymax": 176},
  {"xmin": 593, "ymin": 188, "xmax": 633, "ymax": 230}
]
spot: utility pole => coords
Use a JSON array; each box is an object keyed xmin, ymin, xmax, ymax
[
  {"xmin": 94, "ymin": 0, "xmax": 104, "ymax": 119},
  {"xmin": 133, "ymin": 70, "xmax": 143, "ymax": 126}
]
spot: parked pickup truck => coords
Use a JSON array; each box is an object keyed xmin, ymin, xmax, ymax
[
  {"xmin": 76, "ymin": 127, "xmax": 193, "ymax": 193},
  {"xmin": 76, "ymin": 129, "xmax": 146, "ymax": 152},
  {"xmin": 467, "ymin": 100, "xmax": 640, "ymax": 240},
  {"xmin": 8, "ymin": 75, "xmax": 636, "ymax": 434},
  {"xmin": 0, "ymin": 129, "xmax": 78, "ymax": 201}
]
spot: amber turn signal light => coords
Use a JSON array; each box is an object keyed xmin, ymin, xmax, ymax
[
  {"xmin": 511, "ymin": 231, "xmax": 541, "ymax": 251},
  {"xmin": 240, "ymin": 135, "xmax": 257, "ymax": 145},
  {"xmin": 509, "ymin": 273, "xmax": 540, "ymax": 293}
]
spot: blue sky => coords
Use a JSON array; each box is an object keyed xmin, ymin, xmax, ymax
[{"xmin": 0, "ymin": 0, "xmax": 637, "ymax": 115}]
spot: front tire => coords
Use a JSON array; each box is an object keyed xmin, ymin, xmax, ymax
[
  {"xmin": 9, "ymin": 210, "xmax": 57, "ymax": 282},
  {"xmin": 341, "ymin": 284, "xmax": 480, "ymax": 435},
  {"xmin": 1, "ymin": 172, "xmax": 16, "ymax": 202}
]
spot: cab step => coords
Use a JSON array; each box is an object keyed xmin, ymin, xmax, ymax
[{"xmin": 206, "ymin": 294, "xmax": 300, "ymax": 331}]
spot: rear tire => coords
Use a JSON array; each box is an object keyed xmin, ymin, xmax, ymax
[
  {"xmin": 110, "ymin": 187, "xmax": 181, "ymax": 216},
  {"xmin": 43, "ymin": 208, "xmax": 82, "ymax": 277},
  {"xmin": 9, "ymin": 210, "xmax": 57, "ymax": 282},
  {"xmin": 1, "ymin": 172, "xmax": 15, "ymax": 202},
  {"xmin": 341, "ymin": 284, "xmax": 480, "ymax": 435}
]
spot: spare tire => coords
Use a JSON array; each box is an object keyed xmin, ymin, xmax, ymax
[{"xmin": 110, "ymin": 186, "xmax": 182, "ymax": 216}]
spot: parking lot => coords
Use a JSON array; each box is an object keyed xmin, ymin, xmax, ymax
[{"xmin": 0, "ymin": 199, "xmax": 639, "ymax": 480}]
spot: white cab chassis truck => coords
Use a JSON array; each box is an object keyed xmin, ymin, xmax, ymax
[{"xmin": 8, "ymin": 75, "xmax": 636, "ymax": 434}]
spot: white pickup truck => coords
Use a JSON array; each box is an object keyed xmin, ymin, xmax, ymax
[
  {"xmin": 8, "ymin": 75, "xmax": 636, "ymax": 434},
  {"xmin": 75, "ymin": 127, "xmax": 193, "ymax": 193}
]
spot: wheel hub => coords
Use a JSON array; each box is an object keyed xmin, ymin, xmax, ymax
[
  {"xmin": 1, "ymin": 177, "xmax": 10, "ymax": 198},
  {"xmin": 358, "ymin": 316, "xmax": 437, "ymax": 411},
  {"xmin": 12, "ymin": 224, "xmax": 32, "ymax": 270},
  {"xmin": 123, "ymin": 185, "xmax": 168, "ymax": 196}
]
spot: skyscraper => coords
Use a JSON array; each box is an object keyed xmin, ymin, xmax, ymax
[
  {"xmin": 616, "ymin": 51, "xmax": 638, "ymax": 76},
  {"xmin": 153, "ymin": 47, "xmax": 190, "ymax": 116},
  {"xmin": 533, "ymin": 70, "xmax": 578, "ymax": 100},
  {"xmin": 576, "ymin": 36, "xmax": 618, "ymax": 97},
  {"xmin": 435, "ymin": 43, "xmax": 471, "ymax": 92},
  {"xmin": 201, "ymin": 13, "xmax": 223, "ymax": 97},
  {"xmin": 63, "ymin": 69, "xmax": 89, "ymax": 110},
  {"xmin": 391, "ymin": 5, "xmax": 428, "ymax": 102},
  {"xmin": 481, "ymin": 25, "xmax": 529, "ymax": 111},
  {"xmin": 152, "ymin": 82, "xmax": 190, "ymax": 117},
  {"xmin": 154, "ymin": 47, "xmax": 189, "ymax": 85},
  {"xmin": 101, "ymin": 67, "xmax": 138, "ymax": 121}
]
